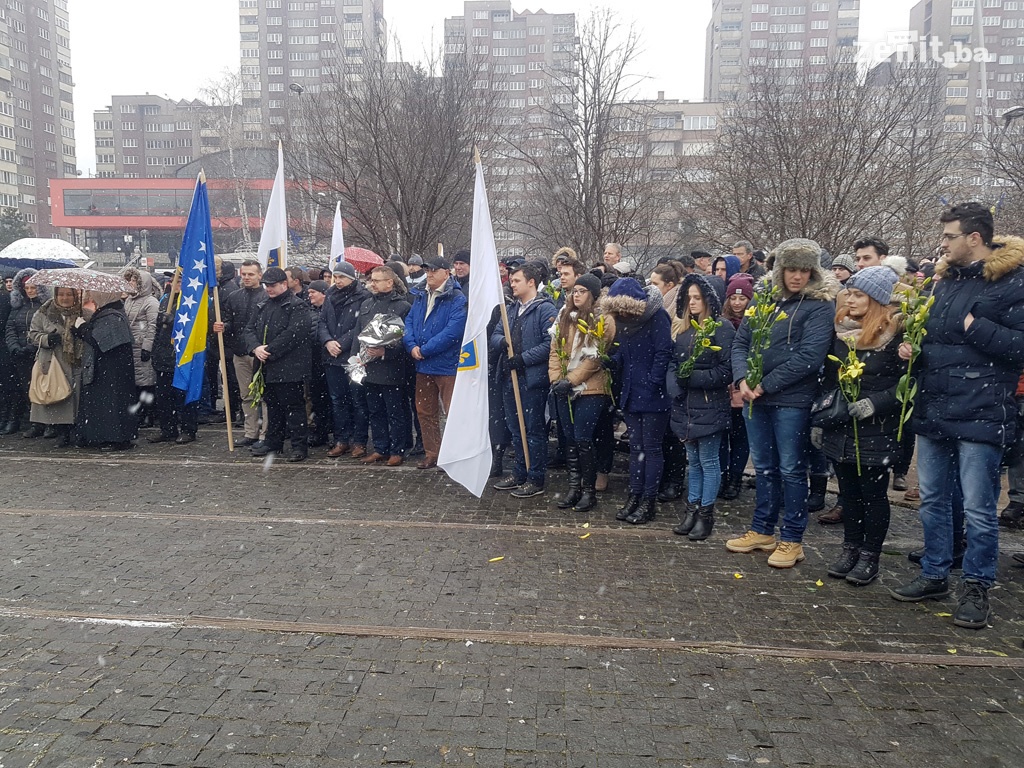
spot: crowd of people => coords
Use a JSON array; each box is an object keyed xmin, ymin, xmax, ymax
[{"xmin": 2, "ymin": 202, "xmax": 1024, "ymax": 631}]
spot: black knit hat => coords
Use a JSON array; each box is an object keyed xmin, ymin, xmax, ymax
[{"xmin": 573, "ymin": 273, "xmax": 602, "ymax": 301}]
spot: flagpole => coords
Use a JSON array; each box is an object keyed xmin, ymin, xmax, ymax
[
  {"xmin": 475, "ymin": 146, "xmax": 530, "ymax": 470},
  {"xmin": 212, "ymin": 285, "xmax": 235, "ymax": 453}
]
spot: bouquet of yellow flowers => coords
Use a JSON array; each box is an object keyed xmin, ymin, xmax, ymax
[
  {"xmin": 743, "ymin": 285, "xmax": 788, "ymax": 417},
  {"xmin": 576, "ymin": 315, "xmax": 616, "ymax": 400},
  {"xmin": 895, "ymin": 279, "xmax": 934, "ymax": 441},
  {"xmin": 828, "ymin": 337, "xmax": 867, "ymax": 475},
  {"xmin": 677, "ymin": 317, "xmax": 722, "ymax": 380}
]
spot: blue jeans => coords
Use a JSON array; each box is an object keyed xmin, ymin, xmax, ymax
[
  {"xmin": 916, "ymin": 435, "xmax": 1001, "ymax": 587},
  {"xmin": 553, "ymin": 394, "xmax": 607, "ymax": 446},
  {"xmin": 623, "ymin": 411, "xmax": 668, "ymax": 497},
  {"xmin": 745, "ymin": 403, "xmax": 810, "ymax": 543},
  {"xmin": 325, "ymin": 365, "xmax": 368, "ymax": 445},
  {"xmin": 686, "ymin": 434, "xmax": 723, "ymax": 506},
  {"xmin": 364, "ymin": 382, "xmax": 410, "ymax": 457},
  {"xmin": 503, "ymin": 382, "xmax": 548, "ymax": 486}
]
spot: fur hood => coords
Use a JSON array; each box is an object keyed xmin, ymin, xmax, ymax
[
  {"xmin": 765, "ymin": 238, "xmax": 840, "ymax": 302},
  {"xmin": 600, "ymin": 283, "xmax": 663, "ymax": 324},
  {"xmin": 10, "ymin": 267, "xmax": 51, "ymax": 310},
  {"xmin": 935, "ymin": 235, "xmax": 1024, "ymax": 283},
  {"xmin": 677, "ymin": 273, "xmax": 725, "ymax": 319}
]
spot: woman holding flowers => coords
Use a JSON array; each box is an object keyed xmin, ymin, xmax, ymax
[
  {"xmin": 819, "ymin": 266, "xmax": 906, "ymax": 586},
  {"xmin": 547, "ymin": 273, "xmax": 614, "ymax": 513},
  {"xmin": 668, "ymin": 274, "xmax": 734, "ymax": 541}
]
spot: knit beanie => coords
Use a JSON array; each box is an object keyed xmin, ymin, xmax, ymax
[
  {"xmin": 845, "ymin": 265, "xmax": 899, "ymax": 306},
  {"xmin": 607, "ymin": 277, "xmax": 647, "ymax": 301},
  {"xmin": 831, "ymin": 253, "xmax": 857, "ymax": 274},
  {"xmin": 726, "ymin": 272, "xmax": 754, "ymax": 300},
  {"xmin": 308, "ymin": 279, "xmax": 329, "ymax": 295},
  {"xmin": 574, "ymin": 273, "xmax": 602, "ymax": 301}
]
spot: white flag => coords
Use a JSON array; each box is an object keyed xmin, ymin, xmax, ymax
[
  {"xmin": 438, "ymin": 158, "xmax": 503, "ymax": 497},
  {"xmin": 257, "ymin": 141, "xmax": 288, "ymax": 270},
  {"xmin": 329, "ymin": 201, "xmax": 346, "ymax": 271}
]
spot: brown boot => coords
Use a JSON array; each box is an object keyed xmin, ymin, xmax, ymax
[
  {"xmin": 327, "ymin": 442, "xmax": 349, "ymax": 458},
  {"xmin": 817, "ymin": 505, "xmax": 843, "ymax": 525},
  {"xmin": 349, "ymin": 444, "xmax": 367, "ymax": 459},
  {"xmin": 361, "ymin": 452, "xmax": 385, "ymax": 464},
  {"xmin": 386, "ymin": 455, "xmax": 404, "ymax": 467}
]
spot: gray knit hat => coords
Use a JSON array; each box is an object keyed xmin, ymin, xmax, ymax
[
  {"xmin": 831, "ymin": 253, "xmax": 857, "ymax": 274},
  {"xmin": 845, "ymin": 265, "xmax": 898, "ymax": 306}
]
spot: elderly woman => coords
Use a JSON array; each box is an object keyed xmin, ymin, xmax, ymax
[
  {"xmin": 123, "ymin": 268, "xmax": 159, "ymax": 428},
  {"xmin": 27, "ymin": 287, "xmax": 84, "ymax": 447},
  {"xmin": 4, "ymin": 268, "xmax": 50, "ymax": 436},
  {"xmin": 74, "ymin": 290, "xmax": 138, "ymax": 451}
]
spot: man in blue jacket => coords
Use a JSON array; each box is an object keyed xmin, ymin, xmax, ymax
[
  {"xmin": 403, "ymin": 257, "xmax": 468, "ymax": 469},
  {"xmin": 890, "ymin": 203, "xmax": 1024, "ymax": 630},
  {"xmin": 490, "ymin": 261, "xmax": 558, "ymax": 498}
]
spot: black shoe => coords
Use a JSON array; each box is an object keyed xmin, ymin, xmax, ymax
[
  {"xmin": 511, "ymin": 482, "xmax": 544, "ymax": 499},
  {"xmin": 657, "ymin": 483, "xmax": 682, "ymax": 503},
  {"xmin": 807, "ymin": 474, "xmax": 828, "ymax": 513},
  {"xmin": 999, "ymin": 501, "xmax": 1024, "ymax": 529},
  {"xmin": 889, "ymin": 575, "xmax": 950, "ymax": 602},
  {"xmin": 175, "ymin": 433, "xmax": 196, "ymax": 445},
  {"xmin": 237, "ymin": 436, "xmax": 258, "ymax": 447},
  {"xmin": 0, "ymin": 420, "xmax": 19, "ymax": 435},
  {"xmin": 249, "ymin": 440, "xmax": 267, "ymax": 453},
  {"xmin": 22, "ymin": 423, "xmax": 44, "ymax": 438},
  {"xmin": 908, "ymin": 546, "xmax": 963, "ymax": 570},
  {"xmin": 251, "ymin": 443, "xmax": 276, "ymax": 457},
  {"xmin": 489, "ymin": 447, "xmax": 505, "ymax": 478},
  {"xmin": 573, "ymin": 491, "xmax": 597, "ymax": 513},
  {"xmin": 493, "ymin": 475, "xmax": 522, "ymax": 491},
  {"xmin": 147, "ymin": 433, "xmax": 177, "ymax": 444},
  {"xmin": 846, "ymin": 550, "xmax": 880, "ymax": 586},
  {"xmin": 719, "ymin": 478, "xmax": 741, "ymax": 501},
  {"xmin": 52, "ymin": 427, "xmax": 71, "ymax": 448},
  {"xmin": 827, "ymin": 543, "xmax": 861, "ymax": 579},
  {"xmin": 556, "ymin": 488, "xmax": 582, "ymax": 509},
  {"xmin": 953, "ymin": 581, "xmax": 990, "ymax": 629},
  {"xmin": 615, "ymin": 494, "xmax": 641, "ymax": 522},
  {"xmin": 42, "ymin": 425, "xmax": 57, "ymax": 439},
  {"xmin": 625, "ymin": 497, "xmax": 657, "ymax": 525},
  {"xmin": 672, "ymin": 502, "xmax": 699, "ymax": 536},
  {"xmin": 687, "ymin": 504, "xmax": 715, "ymax": 541},
  {"xmin": 307, "ymin": 435, "xmax": 328, "ymax": 448},
  {"xmin": 287, "ymin": 453, "xmax": 308, "ymax": 463}
]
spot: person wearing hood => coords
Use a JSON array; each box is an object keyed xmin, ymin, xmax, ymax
[
  {"xmin": 490, "ymin": 261, "xmax": 558, "ymax": 498},
  {"xmin": 890, "ymin": 203, "xmax": 1024, "ymax": 630},
  {"xmin": 353, "ymin": 266, "xmax": 412, "ymax": 466},
  {"xmin": 149, "ymin": 273, "xmax": 200, "ymax": 445},
  {"xmin": 4, "ymin": 268, "xmax": 50, "ymax": 437},
  {"xmin": 719, "ymin": 273, "xmax": 754, "ymax": 501},
  {"xmin": 318, "ymin": 261, "xmax": 371, "ymax": 458},
  {"xmin": 601, "ymin": 278, "xmax": 673, "ymax": 525},
  {"xmin": 122, "ymin": 268, "xmax": 159, "ymax": 431},
  {"xmin": 26, "ymin": 286, "xmax": 84, "ymax": 447},
  {"xmin": 407, "ymin": 255, "xmax": 427, "ymax": 291},
  {"xmin": 728, "ymin": 238, "xmax": 839, "ymax": 568},
  {"xmin": 74, "ymin": 290, "xmax": 138, "ymax": 451},
  {"xmin": 668, "ymin": 273, "xmax": 734, "ymax": 541},
  {"xmin": 244, "ymin": 267, "xmax": 313, "ymax": 462},
  {"xmin": 712, "ymin": 255, "xmax": 742, "ymax": 285},
  {"xmin": 219, "ymin": 259, "xmax": 240, "ymax": 296}
]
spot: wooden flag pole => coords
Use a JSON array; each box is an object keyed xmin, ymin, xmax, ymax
[{"xmin": 212, "ymin": 285, "xmax": 235, "ymax": 453}]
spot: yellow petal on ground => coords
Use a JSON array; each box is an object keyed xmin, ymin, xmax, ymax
[
  {"xmin": 582, "ymin": 523, "xmax": 590, "ymax": 528},
  {"xmin": 734, "ymin": 573, "xmax": 744, "ymax": 579},
  {"xmin": 579, "ymin": 533, "xmax": 591, "ymax": 539},
  {"xmin": 815, "ymin": 580, "xmax": 824, "ymax": 587},
  {"xmin": 488, "ymin": 556, "xmax": 505, "ymax": 563},
  {"xmin": 981, "ymin": 649, "xmax": 1009, "ymax": 657},
  {"xmin": 947, "ymin": 648, "xmax": 957, "ymax": 654},
  {"xmin": 935, "ymin": 612, "xmax": 953, "ymax": 617}
]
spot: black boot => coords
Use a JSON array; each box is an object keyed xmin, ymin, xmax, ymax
[
  {"xmin": 657, "ymin": 482, "xmax": 681, "ymax": 502},
  {"xmin": 827, "ymin": 543, "xmax": 861, "ymax": 579},
  {"xmin": 489, "ymin": 445, "xmax": 505, "ymax": 478},
  {"xmin": 556, "ymin": 446, "xmax": 582, "ymax": 509},
  {"xmin": 573, "ymin": 442, "xmax": 597, "ymax": 513},
  {"xmin": 1, "ymin": 417, "xmax": 21, "ymax": 435},
  {"xmin": 687, "ymin": 504, "xmax": 715, "ymax": 541},
  {"xmin": 672, "ymin": 502, "xmax": 699, "ymax": 536},
  {"xmin": 720, "ymin": 475, "xmax": 741, "ymax": 500},
  {"xmin": 807, "ymin": 474, "xmax": 828, "ymax": 513},
  {"xmin": 626, "ymin": 497, "xmax": 657, "ymax": 525},
  {"xmin": 52, "ymin": 425, "xmax": 71, "ymax": 448},
  {"xmin": 846, "ymin": 550, "xmax": 880, "ymax": 586},
  {"xmin": 615, "ymin": 494, "xmax": 641, "ymax": 522}
]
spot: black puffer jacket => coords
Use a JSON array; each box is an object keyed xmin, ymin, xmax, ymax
[
  {"xmin": 151, "ymin": 292, "xmax": 177, "ymax": 374},
  {"xmin": 351, "ymin": 289, "xmax": 412, "ymax": 387},
  {"xmin": 668, "ymin": 319, "xmax": 735, "ymax": 441},
  {"xmin": 4, "ymin": 268, "xmax": 50, "ymax": 360},
  {"xmin": 243, "ymin": 289, "xmax": 312, "ymax": 384},
  {"xmin": 221, "ymin": 285, "xmax": 266, "ymax": 357},
  {"xmin": 318, "ymin": 281, "xmax": 371, "ymax": 368}
]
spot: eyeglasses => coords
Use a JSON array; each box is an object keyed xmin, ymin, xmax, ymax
[
  {"xmin": 940, "ymin": 233, "xmax": 967, "ymax": 242},
  {"xmin": 368, "ymin": 278, "xmax": 390, "ymax": 284},
  {"xmin": 570, "ymin": 287, "xmax": 590, "ymax": 295}
]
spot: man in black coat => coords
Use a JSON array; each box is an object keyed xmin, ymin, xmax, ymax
[{"xmin": 243, "ymin": 267, "xmax": 312, "ymax": 462}]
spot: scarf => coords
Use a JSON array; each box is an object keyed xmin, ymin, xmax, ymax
[
  {"xmin": 40, "ymin": 295, "xmax": 85, "ymax": 368},
  {"xmin": 835, "ymin": 315, "xmax": 897, "ymax": 352}
]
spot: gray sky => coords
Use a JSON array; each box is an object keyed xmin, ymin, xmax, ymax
[{"xmin": 73, "ymin": 0, "xmax": 920, "ymax": 175}]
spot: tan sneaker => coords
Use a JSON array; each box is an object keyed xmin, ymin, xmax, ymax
[
  {"xmin": 767, "ymin": 541, "xmax": 805, "ymax": 568},
  {"xmin": 725, "ymin": 530, "xmax": 778, "ymax": 553}
]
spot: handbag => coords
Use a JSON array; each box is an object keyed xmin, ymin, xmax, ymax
[
  {"xmin": 29, "ymin": 342, "xmax": 72, "ymax": 405},
  {"xmin": 810, "ymin": 387, "xmax": 848, "ymax": 430}
]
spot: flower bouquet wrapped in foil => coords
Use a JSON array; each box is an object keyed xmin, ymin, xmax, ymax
[{"xmin": 346, "ymin": 313, "xmax": 406, "ymax": 384}]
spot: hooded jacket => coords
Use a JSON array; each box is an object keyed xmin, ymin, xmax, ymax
[
  {"xmin": 490, "ymin": 291, "xmax": 557, "ymax": 390},
  {"xmin": 318, "ymin": 280, "xmax": 371, "ymax": 368},
  {"xmin": 912, "ymin": 236, "xmax": 1024, "ymax": 446},
  {"xmin": 403, "ymin": 277, "xmax": 468, "ymax": 377},
  {"xmin": 123, "ymin": 269, "xmax": 159, "ymax": 387},
  {"xmin": 243, "ymin": 289, "xmax": 312, "ymax": 384},
  {"xmin": 351, "ymin": 288, "xmax": 412, "ymax": 387},
  {"xmin": 601, "ymin": 285, "xmax": 673, "ymax": 413},
  {"xmin": 5, "ymin": 268, "xmax": 50, "ymax": 359},
  {"xmin": 731, "ymin": 239, "xmax": 839, "ymax": 409}
]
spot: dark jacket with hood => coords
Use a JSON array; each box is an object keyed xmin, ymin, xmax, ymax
[
  {"xmin": 352, "ymin": 288, "xmax": 413, "ymax": 387},
  {"xmin": 244, "ymin": 289, "xmax": 312, "ymax": 384},
  {"xmin": 668, "ymin": 273, "xmax": 735, "ymax": 440},
  {"xmin": 731, "ymin": 238, "xmax": 839, "ymax": 409},
  {"xmin": 5, "ymin": 268, "xmax": 50, "ymax": 360},
  {"xmin": 403, "ymin": 277, "xmax": 468, "ymax": 377},
  {"xmin": 489, "ymin": 291, "xmax": 557, "ymax": 390},
  {"xmin": 602, "ymin": 283, "xmax": 673, "ymax": 413},
  {"xmin": 318, "ymin": 280, "xmax": 371, "ymax": 369},
  {"xmin": 221, "ymin": 284, "xmax": 267, "ymax": 358},
  {"xmin": 912, "ymin": 236, "xmax": 1024, "ymax": 447}
]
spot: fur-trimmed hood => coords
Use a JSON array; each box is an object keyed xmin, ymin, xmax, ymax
[
  {"xmin": 935, "ymin": 235, "xmax": 1024, "ymax": 283},
  {"xmin": 676, "ymin": 272, "xmax": 725, "ymax": 319},
  {"xmin": 9, "ymin": 267, "xmax": 50, "ymax": 310},
  {"xmin": 600, "ymin": 283, "xmax": 663, "ymax": 324},
  {"xmin": 766, "ymin": 238, "xmax": 840, "ymax": 302}
]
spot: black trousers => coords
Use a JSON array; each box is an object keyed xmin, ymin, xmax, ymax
[
  {"xmin": 835, "ymin": 462, "xmax": 891, "ymax": 553},
  {"xmin": 154, "ymin": 370, "xmax": 199, "ymax": 437},
  {"xmin": 264, "ymin": 380, "xmax": 308, "ymax": 454}
]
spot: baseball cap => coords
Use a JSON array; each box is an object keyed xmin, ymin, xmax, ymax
[
  {"xmin": 260, "ymin": 266, "xmax": 288, "ymax": 285},
  {"xmin": 424, "ymin": 257, "xmax": 452, "ymax": 271}
]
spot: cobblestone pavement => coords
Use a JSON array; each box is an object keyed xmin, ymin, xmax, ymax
[{"xmin": 2, "ymin": 429, "xmax": 1024, "ymax": 767}]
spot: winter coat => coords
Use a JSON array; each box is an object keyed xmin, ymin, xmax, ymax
[
  {"xmin": 668, "ymin": 319, "xmax": 735, "ymax": 441},
  {"xmin": 124, "ymin": 276, "xmax": 159, "ymax": 387},
  {"xmin": 547, "ymin": 307, "xmax": 616, "ymax": 397},
  {"xmin": 76, "ymin": 301, "xmax": 137, "ymax": 446},
  {"xmin": 318, "ymin": 281, "xmax": 371, "ymax": 368},
  {"xmin": 731, "ymin": 267, "xmax": 838, "ymax": 409},
  {"xmin": 490, "ymin": 293, "xmax": 557, "ymax": 391},
  {"xmin": 403, "ymin": 278, "xmax": 468, "ymax": 377},
  {"xmin": 821, "ymin": 328, "xmax": 906, "ymax": 467},
  {"xmin": 221, "ymin": 285, "xmax": 267, "ymax": 358},
  {"xmin": 244, "ymin": 289, "xmax": 312, "ymax": 384},
  {"xmin": 602, "ymin": 286, "xmax": 673, "ymax": 413},
  {"xmin": 0, "ymin": 289, "xmax": 15, "ymax": 391},
  {"xmin": 912, "ymin": 236, "xmax": 1024, "ymax": 447},
  {"xmin": 27, "ymin": 301, "xmax": 82, "ymax": 425},
  {"xmin": 151, "ymin": 293, "xmax": 177, "ymax": 374},
  {"xmin": 5, "ymin": 268, "xmax": 50, "ymax": 362},
  {"xmin": 351, "ymin": 289, "xmax": 412, "ymax": 387}
]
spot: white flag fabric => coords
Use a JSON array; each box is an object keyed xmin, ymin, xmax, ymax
[
  {"xmin": 329, "ymin": 201, "xmax": 346, "ymax": 271},
  {"xmin": 257, "ymin": 142, "xmax": 288, "ymax": 270},
  {"xmin": 438, "ymin": 160, "xmax": 504, "ymax": 497}
]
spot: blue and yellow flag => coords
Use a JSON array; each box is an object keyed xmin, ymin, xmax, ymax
[{"xmin": 172, "ymin": 173, "xmax": 217, "ymax": 403}]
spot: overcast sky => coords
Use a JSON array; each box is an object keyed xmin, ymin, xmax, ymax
[{"xmin": 73, "ymin": 0, "xmax": 920, "ymax": 174}]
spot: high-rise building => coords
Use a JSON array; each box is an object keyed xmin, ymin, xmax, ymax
[
  {"xmin": 705, "ymin": 0, "xmax": 861, "ymax": 102},
  {"xmin": 238, "ymin": 0, "xmax": 386, "ymax": 144},
  {"xmin": 1, "ymin": 0, "xmax": 76, "ymax": 237}
]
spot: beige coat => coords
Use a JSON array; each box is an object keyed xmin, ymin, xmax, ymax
[
  {"xmin": 27, "ymin": 308, "xmax": 80, "ymax": 425},
  {"xmin": 547, "ymin": 309, "xmax": 616, "ymax": 396}
]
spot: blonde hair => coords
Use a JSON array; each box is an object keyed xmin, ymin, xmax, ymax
[{"xmin": 670, "ymin": 283, "xmax": 710, "ymax": 338}]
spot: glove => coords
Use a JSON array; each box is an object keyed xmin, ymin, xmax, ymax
[
  {"xmin": 47, "ymin": 331, "xmax": 61, "ymax": 348},
  {"xmin": 810, "ymin": 427, "xmax": 824, "ymax": 451},
  {"xmin": 140, "ymin": 349, "xmax": 152, "ymax": 363},
  {"xmin": 550, "ymin": 379, "xmax": 573, "ymax": 397},
  {"xmin": 508, "ymin": 354, "xmax": 526, "ymax": 372},
  {"xmin": 496, "ymin": 338, "xmax": 509, "ymax": 355},
  {"xmin": 848, "ymin": 398, "xmax": 875, "ymax": 421}
]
